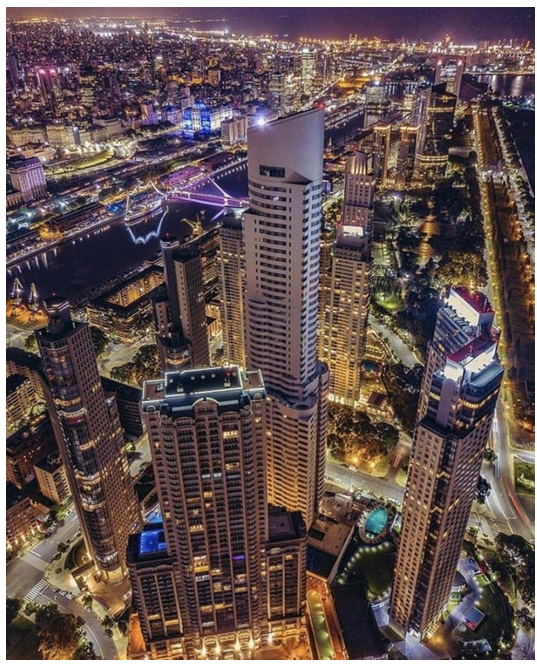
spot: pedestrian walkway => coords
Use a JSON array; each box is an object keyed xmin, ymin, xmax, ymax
[{"xmin": 24, "ymin": 578, "xmax": 48, "ymax": 603}]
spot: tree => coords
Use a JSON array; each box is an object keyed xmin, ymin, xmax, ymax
[
  {"xmin": 24, "ymin": 600, "xmax": 40, "ymax": 616},
  {"xmin": 7, "ymin": 597, "xmax": 22, "ymax": 625},
  {"xmin": 483, "ymin": 448, "xmax": 498, "ymax": 462},
  {"xmin": 24, "ymin": 332, "xmax": 38, "ymax": 351},
  {"xmin": 82, "ymin": 593, "xmax": 93, "ymax": 609},
  {"xmin": 475, "ymin": 475, "xmax": 492, "ymax": 505},
  {"xmin": 74, "ymin": 640, "xmax": 98, "ymax": 660},
  {"xmin": 101, "ymin": 615, "xmax": 115, "ymax": 629},
  {"xmin": 516, "ymin": 607, "xmax": 534, "ymax": 632},
  {"xmin": 38, "ymin": 612, "xmax": 80, "ymax": 660},
  {"xmin": 35, "ymin": 603, "xmax": 61, "ymax": 627},
  {"xmin": 90, "ymin": 326, "xmax": 109, "ymax": 358}
]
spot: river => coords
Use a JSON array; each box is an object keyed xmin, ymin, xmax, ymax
[
  {"xmin": 7, "ymin": 164, "xmax": 248, "ymax": 303},
  {"xmin": 461, "ymin": 73, "xmax": 535, "ymax": 101}
]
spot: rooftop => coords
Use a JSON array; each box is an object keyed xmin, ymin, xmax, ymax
[
  {"xmin": 6, "ymin": 347, "xmax": 41, "ymax": 370},
  {"xmin": 166, "ymin": 366, "xmax": 243, "ymax": 397},
  {"xmin": 453, "ymin": 287, "xmax": 494, "ymax": 315},
  {"xmin": 127, "ymin": 523, "xmax": 171, "ymax": 564},
  {"xmin": 139, "ymin": 528, "xmax": 167, "ymax": 556},
  {"xmin": 142, "ymin": 368, "xmax": 265, "ymax": 415},
  {"xmin": 308, "ymin": 515, "xmax": 352, "ymax": 557},
  {"xmin": 268, "ymin": 506, "xmax": 306, "ymax": 542},
  {"xmin": 6, "ymin": 374, "xmax": 30, "ymax": 394},
  {"xmin": 6, "ymin": 482, "xmax": 26, "ymax": 509},
  {"xmin": 448, "ymin": 335, "xmax": 496, "ymax": 364}
]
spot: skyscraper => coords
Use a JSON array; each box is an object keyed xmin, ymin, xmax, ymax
[
  {"xmin": 157, "ymin": 235, "xmax": 210, "ymax": 372},
  {"xmin": 434, "ymin": 59, "xmax": 464, "ymax": 99},
  {"xmin": 413, "ymin": 83, "xmax": 456, "ymax": 183},
  {"xmin": 219, "ymin": 209, "xmax": 246, "ymax": 368},
  {"xmin": 132, "ymin": 366, "xmax": 308, "ymax": 659},
  {"xmin": 37, "ymin": 298, "xmax": 141, "ymax": 581},
  {"xmin": 395, "ymin": 124, "xmax": 418, "ymax": 189},
  {"xmin": 372, "ymin": 124, "xmax": 391, "ymax": 185},
  {"xmin": 320, "ymin": 151, "xmax": 373, "ymax": 408},
  {"xmin": 140, "ymin": 367, "xmax": 268, "ymax": 659},
  {"xmin": 243, "ymin": 109, "xmax": 329, "ymax": 528},
  {"xmin": 390, "ymin": 288, "xmax": 503, "ymax": 638}
]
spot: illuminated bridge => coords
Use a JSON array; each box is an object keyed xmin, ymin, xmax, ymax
[{"xmin": 166, "ymin": 173, "xmax": 248, "ymax": 209}]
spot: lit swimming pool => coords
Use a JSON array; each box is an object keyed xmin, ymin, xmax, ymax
[{"xmin": 364, "ymin": 506, "xmax": 388, "ymax": 537}]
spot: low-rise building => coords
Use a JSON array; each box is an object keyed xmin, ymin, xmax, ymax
[
  {"xmin": 34, "ymin": 454, "xmax": 70, "ymax": 504},
  {"xmin": 6, "ymin": 374, "xmax": 35, "ymax": 432},
  {"xmin": 101, "ymin": 377, "xmax": 144, "ymax": 439},
  {"xmin": 87, "ymin": 267, "xmax": 163, "ymax": 343},
  {"xmin": 6, "ymin": 416, "xmax": 56, "ymax": 488},
  {"xmin": 7, "ymin": 482, "xmax": 38, "ymax": 550}
]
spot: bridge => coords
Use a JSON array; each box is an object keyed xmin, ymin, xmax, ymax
[
  {"xmin": 164, "ymin": 171, "xmax": 249, "ymax": 209},
  {"xmin": 166, "ymin": 190, "xmax": 249, "ymax": 208}
]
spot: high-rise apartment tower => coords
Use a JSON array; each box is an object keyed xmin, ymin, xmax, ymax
[
  {"xmin": 319, "ymin": 151, "xmax": 373, "ymax": 408},
  {"xmin": 243, "ymin": 109, "xmax": 329, "ymax": 528},
  {"xmin": 37, "ymin": 298, "xmax": 141, "ymax": 581},
  {"xmin": 390, "ymin": 288, "xmax": 503, "ymax": 637}
]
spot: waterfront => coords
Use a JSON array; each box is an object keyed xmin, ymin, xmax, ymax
[{"xmin": 6, "ymin": 167, "xmax": 248, "ymax": 303}]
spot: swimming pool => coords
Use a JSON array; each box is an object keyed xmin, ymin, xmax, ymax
[{"xmin": 364, "ymin": 506, "xmax": 388, "ymax": 537}]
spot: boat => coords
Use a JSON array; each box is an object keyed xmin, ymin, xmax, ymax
[{"xmin": 123, "ymin": 199, "xmax": 163, "ymax": 227}]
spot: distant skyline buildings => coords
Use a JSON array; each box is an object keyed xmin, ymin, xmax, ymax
[{"xmin": 6, "ymin": 7, "xmax": 535, "ymax": 45}]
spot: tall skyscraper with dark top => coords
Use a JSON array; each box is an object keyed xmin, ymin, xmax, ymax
[
  {"xmin": 37, "ymin": 298, "xmax": 141, "ymax": 581},
  {"xmin": 390, "ymin": 288, "xmax": 503, "ymax": 638},
  {"xmin": 320, "ymin": 151, "xmax": 373, "ymax": 407},
  {"xmin": 413, "ymin": 82, "xmax": 456, "ymax": 183},
  {"xmin": 242, "ymin": 109, "xmax": 329, "ymax": 528}
]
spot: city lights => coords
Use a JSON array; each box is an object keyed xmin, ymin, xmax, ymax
[{"xmin": 5, "ymin": 7, "xmax": 534, "ymax": 663}]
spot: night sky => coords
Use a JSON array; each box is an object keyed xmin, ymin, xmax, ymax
[{"xmin": 6, "ymin": 7, "xmax": 535, "ymax": 44}]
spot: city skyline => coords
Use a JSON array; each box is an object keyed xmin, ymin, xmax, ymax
[
  {"xmin": 5, "ymin": 12, "xmax": 534, "ymax": 661},
  {"xmin": 5, "ymin": 6, "xmax": 536, "ymax": 44}
]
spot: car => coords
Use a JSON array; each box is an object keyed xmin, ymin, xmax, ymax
[
  {"xmin": 66, "ymin": 592, "xmax": 73, "ymax": 600},
  {"xmin": 60, "ymin": 590, "xmax": 68, "ymax": 596}
]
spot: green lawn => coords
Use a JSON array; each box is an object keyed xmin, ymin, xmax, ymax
[
  {"xmin": 337, "ymin": 539, "xmax": 396, "ymax": 599},
  {"xmin": 7, "ymin": 615, "xmax": 42, "ymax": 660},
  {"xmin": 514, "ymin": 462, "xmax": 535, "ymax": 495},
  {"xmin": 455, "ymin": 583, "xmax": 512, "ymax": 652}
]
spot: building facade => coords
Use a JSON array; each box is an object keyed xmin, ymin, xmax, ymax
[
  {"xmin": 7, "ymin": 483, "xmax": 38, "ymax": 550},
  {"xmin": 319, "ymin": 151, "xmax": 373, "ymax": 408},
  {"xmin": 219, "ymin": 209, "xmax": 246, "ymax": 368},
  {"xmin": 34, "ymin": 454, "xmax": 70, "ymax": 504},
  {"xmin": 8, "ymin": 156, "xmax": 47, "ymax": 201},
  {"xmin": 390, "ymin": 288, "xmax": 504, "ymax": 638},
  {"xmin": 37, "ymin": 298, "xmax": 141, "ymax": 581},
  {"xmin": 243, "ymin": 109, "xmax": 329, "ymax": 529},
  {"xmin": 140, "ymin": 367, "xmax": 268, "ymax": 659},
  {"xmin": 413, "ymin": 83, "xmax": 456, "ymax": 183}
]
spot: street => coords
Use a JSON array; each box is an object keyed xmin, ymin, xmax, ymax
[{"xmin": 7, "ymin": 510, "xmax": 118, "ymax": 659}]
